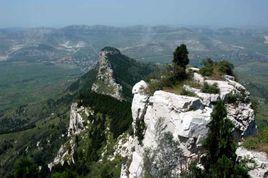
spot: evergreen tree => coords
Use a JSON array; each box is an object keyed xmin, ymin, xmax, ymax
[
  {"xmin": 186, "ymin": 101, "xmax": 248, "ymax": 177},
  {"xmin": 200, "ymin": 101, "xmax": 249, "ymax": 178},
  {"xmin": 173, "ymin": 44, "xmax": 189, "ymax": 79}
]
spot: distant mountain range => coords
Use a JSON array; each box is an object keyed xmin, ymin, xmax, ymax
[{"xmin": 1, "ymin": 25, "xmax": 268, "ymax": 68}]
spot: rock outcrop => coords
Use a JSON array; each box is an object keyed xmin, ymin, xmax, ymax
[
  {"xmin": 68, "ymin": 103, "xmax": 85, "ymax": 136},
  {"xmin": 236, "ymin": 147, "xmax": 268, "ymax": 178},
  {"xmin": 48, "ymin": 103, "xmax": 92, "ymax": 170},
  {"xmin": 120, "ymin": 72, "xmax": 257, "ymax": 177},
  {"xmin": 187, "ymin": 72, "xmax": 255, "ymax": 136},
  {"xmin": 91, "ymin": 48, "xmax": 123, "ymax": 100}
]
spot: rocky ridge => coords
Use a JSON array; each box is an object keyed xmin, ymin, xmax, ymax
[
  {"xmin": 116, "ymin": 70, "xmax": 265, "ymax": 177},
  {"xmin": 91, "ymin": 48, "xmax": 123, "ymax": 100}
]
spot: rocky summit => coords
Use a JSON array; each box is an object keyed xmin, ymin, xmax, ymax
[
  {"xmin": 91, "ymin": 47, "xmax": 123, "ymax": 100},
  {"xmin": 116, "ymin": 71, "xmax": 266, "ymax": 178}
]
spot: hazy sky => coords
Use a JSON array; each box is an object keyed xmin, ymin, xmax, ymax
[{"xmin": 0, "ymin": 0, "xmax": 268, "ymax": 28}]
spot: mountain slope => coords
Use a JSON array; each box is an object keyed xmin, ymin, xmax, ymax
[{"xmin": 0, "ymin": 47, "xmax": 154, "ymax": 177}]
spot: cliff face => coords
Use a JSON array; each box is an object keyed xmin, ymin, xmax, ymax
[{"xmin": 121, "ymin": 71, "xmax": 258, "ymax": 178}]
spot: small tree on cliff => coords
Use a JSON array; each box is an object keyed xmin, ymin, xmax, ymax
[
  {"xmin": 173, "ymin": 44, "xmax": 189, "ymax": 79},
  {"xmin": 200, "ymin": 101, "xmax": 249, "ymax": 178}
]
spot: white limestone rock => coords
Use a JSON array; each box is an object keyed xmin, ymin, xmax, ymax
[
  {"xmin": 132, "ymin": 80, "xmax": 150, "ymax": 133},
  {"xmin": 123, "ymin": 78, "xmax": 257, "ymax": 177},
  {"xmin": 68, "ymin": 103, "xmax": 85, "ymax": 137},
  {"xmin": 127, "ymin": 83, "xmax": 213, "ymax": 178},
  {"xmin": 188, "ymin": 67, "xmax": 200, "ymax": 72},
  {"xmin": 193, "ymin": 72, "xmax": 205, "ymax": 84},
  {"xmin": 49, "ymin": 103, "xmax": 93, "ymax": 170},
  {"xmin": 183, "ymin": 85, "xmax": 220, "ymax": 106},
  {"xmin": 48, "ymin": 138, "xmax": 76, "ymax": 170},
  {"xmin": 236, "ymin": 147, "xmax": 268, "ymax": 178},
  {"xmin": 227, "ymin": 103, "xmax": 256, "ymax": 136},
  {"xmin": 205, "ymin": 80, "xmax": 236, "ymax": 100},
  {"xmin": 224, "ymin": 74, "xmax": 235, "ymax": 81}
]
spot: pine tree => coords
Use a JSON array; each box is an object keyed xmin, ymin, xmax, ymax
[
  {"xmin": 199, "ymin": 101, "xmax": 249, "ymax": 178},
  {"xmin": 173, "ymin": 44, "xmax": 189, "ymax": 79}
]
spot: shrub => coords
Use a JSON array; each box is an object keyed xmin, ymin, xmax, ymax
[
  {"xmin": 199, "ymin": 59, "xmax": 234, "ymax": 78},
  {"xmin": 201, "ymin": 83, "xmax": 220, "ymax": 94},
  {"xmin": 181, "ymin": 88, "xmax": 196, "ymax": 97},
  {"xmin": 146, "ymin": 65, "xmax": 177, "ymax": 95},
  {"xmin": 218, "ymin": 60, "xmax": 234, "ymax": 76},
  {"xmin": 226, "ymin": 93, "xmax": 240, "ymax": 104},
  {"xmin": 199, "ymin": 66, "xmax": 213, "ymax": 76}
]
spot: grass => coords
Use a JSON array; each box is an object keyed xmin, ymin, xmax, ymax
[
  {"xmin": 163, "ymin": 79, "xmax": 201, "ymax": 96},
  {"xmin": 243, "ymin": 126, "xmax": 268, "ymax": 154},
  {"xmin": 201, "ymin": 83, "xmax": 220, "ymax": 94}
]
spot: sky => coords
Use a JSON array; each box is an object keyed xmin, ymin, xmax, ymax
[{"xmin": 0, "ymin": 0, "xmax": 268, "ymax": 28}]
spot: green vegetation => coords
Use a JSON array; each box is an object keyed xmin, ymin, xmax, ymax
[
  {"xmin": 0, "ymin": 62, "xmax": 80, "ymax": 112},
  {"xmin": 50, "ymin": 94, "xmax": 127, "ymax": 177},
  {"xmin": 146, "ymin": 44, "xmax": 193, "ymax": 95},
  {"xmin": 188, "ymin": 101, "xmax": 249, "ymax": 178},
  {"xmin": 243, "ymin": 126, "xmax": 268, "ymax": 154},
  {"xmin": 234, "ymin": 61, "xmax": 268, "ymax": 155},
  {"xmin": 8, "ymin": 157, "xmax": 39, "ymax": 178},
  {"xmin": 180, "ymin": 88, "xmax": 197, "ymax": 97},
  {"xmin": 242, "ymin": 101, "xmax": 268, "ymax": 155},
  {"xmin": 173, "ymin": 44, "xmax": 189, "ymax": 79},
  {"xmin": 199, "ymin": 58, "xmax": 234, "ymax": 79},
  {"xmin": 201, "ymin": 82, "xmax": 220, "ymax": 94},
  {"xmin": 226, "ymin": 92, "xmax": 250, "ymax": 104},
  {"xmin": 106, "ymin": 50, "xmax": 155, "ymax": 100},
  {"xmin": 143, "ymin": 132, "xmax": 184, "ymax": 178},
  {"xmin": 78, "ymin": 92, "xmax": 132, "ymax": 138}
]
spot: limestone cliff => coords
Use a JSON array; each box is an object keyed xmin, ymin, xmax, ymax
[{"xmin": 118, "ymin": 71, "xmax": 261, "ymax": 178}]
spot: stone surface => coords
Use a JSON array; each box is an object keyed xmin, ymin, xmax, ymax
[
  {"xmin": 122, "ymin": 76, "xmax": 257, "ymax": 178},
  {"xmin": 183, "ymin": 85, "xmax": 220, "ymax": 106},
  {"xmin": 193, "ymin": 72, "xmax": 205, "ymax": 84},
  {"xmin": 68, "ymin": 103, "xmax": 85, "ymax": 136},
  {"xmin": 48, "ymin": 139, "xmax": 76, "ymax": 170},
  {"xmin": 131, "ymin": 81, "xmax": 150, "ymax": 133},
  {"xmin": 126, "ymin": 83, "xmax": 213, "ymax": 177},
  {"xmin": 236, "ymin": 147, "xmax": 268, "ymax": 178}
]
